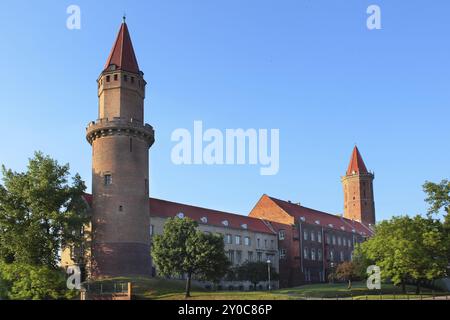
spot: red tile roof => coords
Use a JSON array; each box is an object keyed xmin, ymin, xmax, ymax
[
  {"xmin": 104, "ymin": 22, "xmax": 140, "ymax": 74},
  {"xmin": 149, "ymin": 198, "xmax": 276, "ymax": 235},
  {"xmin": 346, "ymin": 146, "xmax": 369, "ymax": 175},
  {"xmin": 82, "ymin": 194, "xmax": 275, "ymax": 235},
  {"xmin": 81, "ymin": 193, "xmax": 373, "ymax": 236},
  {"xmin": 268, "ymin": 196, "xmax": 373, "ymax": 236}
]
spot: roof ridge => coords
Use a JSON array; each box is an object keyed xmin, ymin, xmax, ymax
[
  {"xmin": 268, "ymin": 196, "xmax": 342, "ymax": 219},
  {"xmin": 150, "ymin": 197, "xmax": 264, "ymax": 222}
]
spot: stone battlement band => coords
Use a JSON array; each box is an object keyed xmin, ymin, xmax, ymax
[{"xmin": 86, "ymin": 117, "xmax": 155, "ymax": 147}]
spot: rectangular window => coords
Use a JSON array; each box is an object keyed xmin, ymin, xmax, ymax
[
  {"xmin": 303, "ymin": 229, "xmax": 308, "ymax": 241},
  {"xmin": 332, "ymin": 235, "xmax": 336, "ymax": 245},
  {"xmin": 279, "ymin": 230, "xmax": 286, "ymax": 240},
  {"xmin": 311, "ymin": 248, "xmax": 316, "ymax": 261},
  {"xmin": 248, "ymin": 251, "xmax": 253, "ymax": 262},
  {"xmin": 330, "ymin": 250, "xmax": 335, "ymax": 262},
  {"xmin": 303, "ymin": 247, "xmax": 309, "ymax": 260},
  {"xmin": 279, "ymin": 249, "xmax": 286, "ymax": 259},
  {"xmin": 228, "ymin": 250, "xmax": 234, "ymax": 264},
  {"xmin": 131, "ymin": 76, "xmax": 135, "ymax": 84},
  {"xmin": 271, "ymin": 240, "xmax": 274, "ymax": 249},
  {"xmin": 236, "ymin": 250, "xmax": 242, "ymax": 264},
  {"xmin": 318, "ymin": 249, "xmax": 323, "ymax": 261},
  {"xmin": 244, "ymin": 237, "xmax": 251, "ymax": 246},
  {"xmin": 114, "ymin": 74, "xmax": 118, "ymax": 81},
  {"xmin": 326, "ymin": 234, "xmax": 330, "ymax": 244},
  {"xmin": 106, "ymin": 75, "xmax": 110, "ymax": 82},
  {"xmin": 235, "ymin": 235, "xmax": 241, "ymax": 245},
  {"xmin": 257, "ymin": 238, "xmax": 260, "ymax": 248},
  {"xmin": 340, "ymin": 251, "xmax": 344, "ymax": 262},
  {"xmin": 317, "ymin": 232, "xmax": 322, "ymax": 243},
  {"xmin": 226, "ymin": 234, "xmax": 232, "ymax": 244},
  {"xmin": 338, "ymin": 237, "xmax": 342, "ymax": 246},
  {"xmin": 264, "ymin": 239, "xmax": 267, "ymax": 248},
  {"xmin": 104, "ymin": 174, "xmax": 112, "ymax": 186},
  {"xmin": 149, "ymin": 225, "xmax": 154, "ymax": 237},
  {"xmin": 310, "ymin": 231, "xmax": 315, "ymax": 242},
  {"xmin": 257, "ymin": 252, "xmax": 262, "ymax": 262}
]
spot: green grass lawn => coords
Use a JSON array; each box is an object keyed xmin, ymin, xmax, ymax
[
  {"xmin": 83, "ymin": 278, "xmax": 449, "ymax": 300},
  {"xmin": 276, "ymin": 282, "xmax": 448, "ymax": 300}
]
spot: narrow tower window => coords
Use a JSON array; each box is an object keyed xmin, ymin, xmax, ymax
[
  {"xmin": 104, "ymin": 174, "xmax": 112, "ymax": 186},
  {"xmin": 114, "ymin": 74, "xmax": 118, "ymax": 81},
  {"xmin": 131, "ymin": 77, "xmax": 135, "ymax": 84},
  {"xmin": 106, "ymin": 75, "xmax": 110, "ymax": 82}
]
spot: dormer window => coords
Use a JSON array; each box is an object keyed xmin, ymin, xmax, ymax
[
  {"xmin": 315, "ymin": 220, "xmax": 320, "ymax": 225},
  {"xmin": 241, "ymin": 224, "xmax": 248, "ymax": 229},
  {"xmin": 177, "ymin": 212, "xmax": 185, "ymax": 219},
  {"xmin": 200, "ymin": 217, "xmax": 208, "ymax": 224},
  {"xmin": 300, "ymin": 217, "xmax": 306, "ymax": 222},
  {"xmin": 222, "ymin": 220, "xmax": 229, "ymax": 226},
  {"xmin": 328, "ymin": 224, "xmax": 333, "ymax": 228},
  {"xmin": 341, "ymin": 226, "xmax": 345, "ymax": 231}
]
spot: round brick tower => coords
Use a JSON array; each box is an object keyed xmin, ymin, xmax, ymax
[
  {"xmin": 341, "ymin": 146, "xmax": 375, "ymax": 226},
  {"xmin": 86, "ymin": 20, "xmax": 154, "ymax": 278}
]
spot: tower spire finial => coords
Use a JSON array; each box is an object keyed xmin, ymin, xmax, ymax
[{"xmin": 122, "ymin": 13, "xmax": 126, "ymax": 23}]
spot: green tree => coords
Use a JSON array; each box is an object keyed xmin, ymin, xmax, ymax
[
  {"xmin": 151, "ymin": 217, "xmax": 230, "ymax": 298},
  {"xmin": 0, "ymin": 262, "xmax": 75, "ymax": 300},
  {"xmin": 235, "ymin": 261, "xmax": 279, "ymax": 290},
  {"xmin": 423, "ymin": 179, "xmax": 450, "ymax": 263},
  {"xmin": 423, "ymin": 180, "xmax": 450, "ymax": 219},
  {"xmin": 359, "ymin": 215, "xmax": 448, "ymax": 293},
  {"xmin": 334, "ymin": 261, "xmax": 359, "ymax": 289},
  {"xmin": 0, "ymin": 151, "xmax": 88, "ymax": 267}
]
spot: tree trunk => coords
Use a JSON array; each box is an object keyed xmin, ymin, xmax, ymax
[
  {"xmin": 348, "ymin": 279, "xmax": 352, "ymax": 290},
  {"xmin": 415, "ymin": 280, "xmax": 421, "ymax": 295},
  {"xmin": 185, "ymin": 272, "xmax": 192, "ymax": 298}
]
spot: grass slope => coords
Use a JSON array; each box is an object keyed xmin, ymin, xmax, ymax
[{"xmin": 84, "ymin": 278, "xmax": 449, "ymax": 300}]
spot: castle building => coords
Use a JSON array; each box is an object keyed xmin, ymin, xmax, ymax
[{"xmin": 62, "ymin": 22, "xmax": 375, "ymax": 289}]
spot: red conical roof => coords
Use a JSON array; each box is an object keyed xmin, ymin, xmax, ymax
[
  {"xmin": 346, "ymin": 146, "xmax": 369, "ymax": 175},
  {"xmin": 104, "ymin": 22, "xmax": 140, "ymax": 74}
]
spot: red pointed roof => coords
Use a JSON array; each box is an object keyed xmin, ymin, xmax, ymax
[
  {"xmin": 346, "ymin": 146, "xmax": 368, "ymax": 175},
  {"xmin": 104, "ymin": 22, "xmax": 140, "ymax": 74}
]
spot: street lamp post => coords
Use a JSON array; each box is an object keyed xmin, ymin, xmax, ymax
[
  {"xmin": 330, "ymin": 262, "xmax": 335, "ymax": 283},
  {"xmin": 267, "ymin": 259, "xmax": 271, "ymax": 291}
]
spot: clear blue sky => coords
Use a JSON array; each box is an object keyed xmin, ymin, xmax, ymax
[{"xmin": 0, "ymin": 0, "xmax": 449, "ymax": 222}]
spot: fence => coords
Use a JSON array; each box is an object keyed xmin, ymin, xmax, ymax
[{"xmin": 80, "ymin": 282, "xmax": 132, "ymax": 300}]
